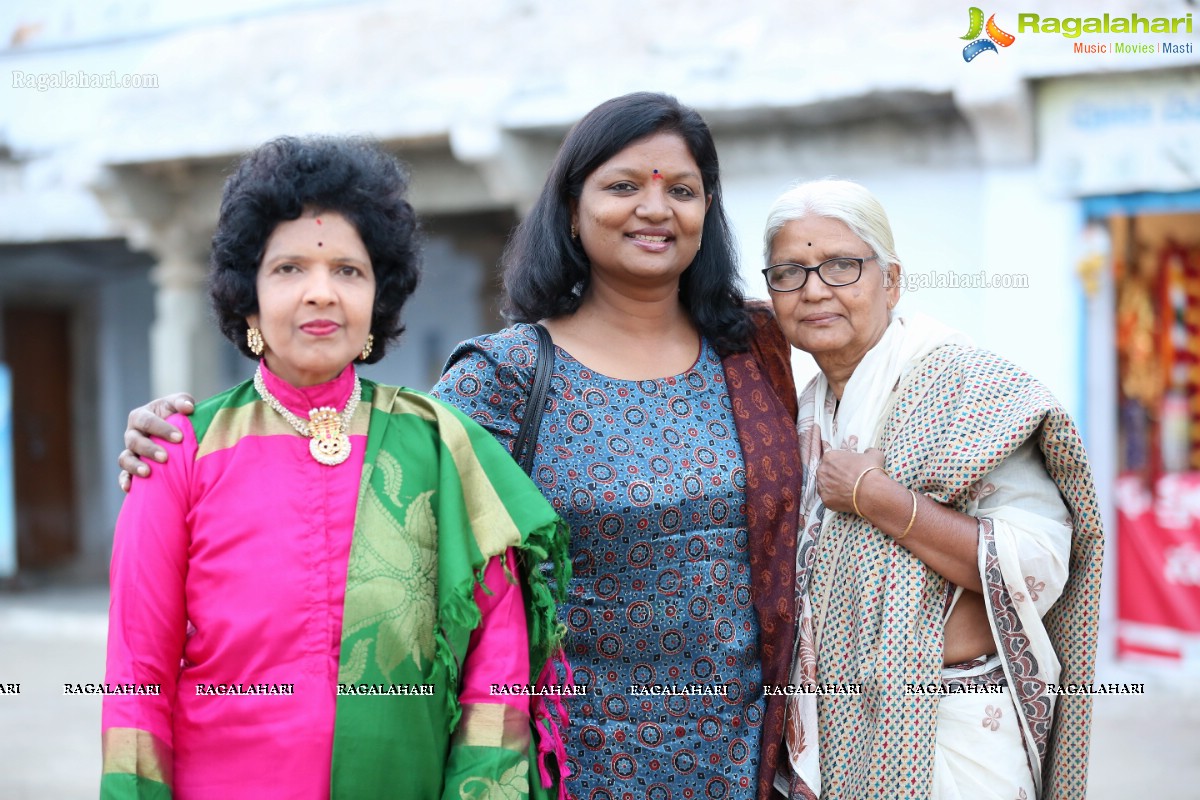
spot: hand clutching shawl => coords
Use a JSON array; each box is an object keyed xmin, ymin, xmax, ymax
[{"xmin": 806, "ymin": 344, "xmax": 1104, "ymax": 800}]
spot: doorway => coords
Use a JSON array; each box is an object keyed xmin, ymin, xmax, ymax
[{"xmin": 2, "ymin": 305, "xmax": 78, "ymax": 570}]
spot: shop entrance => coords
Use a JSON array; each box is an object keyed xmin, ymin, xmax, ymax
[{"xmin": 1092, "ymin": 192, "xmax": 1200, "ymax": 667}]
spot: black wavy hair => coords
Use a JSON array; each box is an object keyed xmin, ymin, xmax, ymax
[
  {"xmin": 500, "ymin": 92, "xmax": 750, "ymax": 354},
  {"xmin": 209, "ymin": 135, "xmax": 421, "ymax": 363}
]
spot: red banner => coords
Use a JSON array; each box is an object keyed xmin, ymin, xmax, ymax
[{"xmin": 1116, "ymin": 473, "xmax": 1200, "ymax": 661}]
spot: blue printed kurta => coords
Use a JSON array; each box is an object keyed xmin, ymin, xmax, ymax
[{"xmin": 436, "ymin": 324, "xmax": 764, "ymax": 800}]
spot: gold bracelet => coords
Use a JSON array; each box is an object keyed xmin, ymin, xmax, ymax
[
  {"xmin": 852, "ymin": 466, "xmax": 887, "ymax": 518},
  {"xmin": 895, "ymin": 490, "xmax": 918, "ymax": 540}
]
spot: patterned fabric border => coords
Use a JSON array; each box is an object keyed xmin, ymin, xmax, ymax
[{"xmin": 979, "ymin": 518, "xmax": 1052, "ymax": 793}]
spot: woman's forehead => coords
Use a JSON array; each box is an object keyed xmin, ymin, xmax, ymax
[
  {"xmin": 592, "ymin": 132, "xmax": 698, "ymax": 174},
  {"xmin": 773, "ymin": 216, "xmax": 865, "ymax": 255}
]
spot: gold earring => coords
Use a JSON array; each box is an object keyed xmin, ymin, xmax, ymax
[
  {"xmin": 247, "ymin": 327, "xmax": 264, "ymax": 356},
  {"xmin": 697, "ymin": 235, "xmax": 702, "ymax": 251},
  {"xmin": 359, "ymin": 334, "xmax": 374, "ymax": 361},
  {"xmin": 570, "ymin": 223, "xmax": 578, "ymax": 239}
]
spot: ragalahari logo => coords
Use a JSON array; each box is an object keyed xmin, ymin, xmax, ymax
[{"xmin": 961, "ymin": 7, "xmax": 1016, "ymax": 61}]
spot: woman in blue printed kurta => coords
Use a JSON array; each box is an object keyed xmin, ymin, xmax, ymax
[{"xmin": 436, "ymin": 324, "xmax": 765, "ymax": 798}]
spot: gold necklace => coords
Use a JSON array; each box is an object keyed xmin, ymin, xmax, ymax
[{"xmin": 253, "ymin": 365, "xmax": 361, "ymax": 466}]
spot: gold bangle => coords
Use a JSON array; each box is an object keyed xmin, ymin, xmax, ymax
[
  {"xmin": 895, "ymin": 490, "xmax": 918, "ymax": 540},
  {"xmin": 852, "ymin": 466, "xmax": 887, "ymax": 518}
]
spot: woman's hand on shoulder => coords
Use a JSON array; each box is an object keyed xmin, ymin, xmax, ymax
[
  {"xmin": 816, "ymin": 447, "xmax": 886, "ymax": 514},
  {"xmin": 117, "ymin": 393, "xmax": 196, "ymax": 493}
]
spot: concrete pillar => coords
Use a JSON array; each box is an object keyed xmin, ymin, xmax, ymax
[
  {"xmin": 91, "ymin": 162, "xmax": 228, "ymax": 401},
  {"xmin": 952, "ymin": 66, "xmax": 1035, "ymax": 167},
  {"xmin": 149, "ymin": 234, "xmax": 223, "ymax": 399},
  {"xmin": 952, "ymin": 72, "xmax": 1084, "ymax": 409}
]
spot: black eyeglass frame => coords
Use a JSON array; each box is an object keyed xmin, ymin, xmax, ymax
[{"xmin": 761, "ymin": 255, "xmax": 879, "ymax": 292}]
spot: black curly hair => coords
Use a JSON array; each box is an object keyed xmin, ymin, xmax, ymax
[
  {"xmin": 209, "ymin": 135, "xmax": 421, "ymax": 363},
  {"xmin": 501, "ymin": 92, "xmax": 749, "ymax": 354}
]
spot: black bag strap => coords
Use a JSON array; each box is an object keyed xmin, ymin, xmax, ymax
[{"xmin": 512, "ymin": 323, "xmax": 554, "ymax": 476}]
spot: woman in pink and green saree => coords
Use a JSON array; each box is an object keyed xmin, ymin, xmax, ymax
[
  {"xmin": 101, "ymin": 136, "xmax": 569, "ymax": 800},
  {"xmin": 762, "ymin": 179, "xmax": 1104, "ymax": 800}
]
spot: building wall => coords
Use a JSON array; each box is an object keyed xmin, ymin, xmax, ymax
[
  {"xmin": 0, "ymin": 241, "xmax": 154, "ymax": 578},
  {"xmin": 2, "ymin": 0, "xmax": 1198, "ymax": 650},
  {"xmin": 89, "ymin": 274, "xmax": 154, "ymax": 576}
]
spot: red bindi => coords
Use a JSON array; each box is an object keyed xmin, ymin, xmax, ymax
[
  {"xmin": 315, "ymin": 218, "xmax": 322, "ymax": 225},
  {"xmin": 652, "ymin": 169, "xmax": 663, "ymax": 181},
  {"xmin": 318, "ymin": 242, "xmax": 323, "ymax": 247}
]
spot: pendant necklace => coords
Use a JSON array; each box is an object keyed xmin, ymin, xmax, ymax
[{"xmin": 253, "ymin": 365, "xmax": 360, "ymax": 466}]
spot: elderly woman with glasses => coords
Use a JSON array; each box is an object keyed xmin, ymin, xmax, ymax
[{"xmin": 760, "ymin": 179, "xmax": 1104, "ymax": 800}]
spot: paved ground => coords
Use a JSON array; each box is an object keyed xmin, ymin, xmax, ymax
[
  {"xmin": 2, "ymin": 584, "xmax": 1198, "ymax": 798},
  {"xmin": 0, "ymin": 584, "xmax": 108, "ymax": 799}
]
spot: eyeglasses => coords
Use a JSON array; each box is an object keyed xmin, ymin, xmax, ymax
[{"xmin": 761, "ymin": 256, "xmax": 878, "ymax": 292}]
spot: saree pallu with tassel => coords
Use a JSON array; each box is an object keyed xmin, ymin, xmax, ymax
[{"xmin": 330, "ymin": 384, "xmax": 570, "ymax": 799}]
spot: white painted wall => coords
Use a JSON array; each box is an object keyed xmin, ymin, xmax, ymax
[{"xmin": 2, "ymin": 0, "xmax": 1197, "ymax": 633}]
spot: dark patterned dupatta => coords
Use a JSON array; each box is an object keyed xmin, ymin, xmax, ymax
[{"xmin": 721, "ymin": 303, "xmax": 803, "ymax": 800}]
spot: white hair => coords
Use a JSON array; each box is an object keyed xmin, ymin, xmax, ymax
[{"xmin": 762, "ymin": 179, "xmax": 900, "ymax": 270}]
